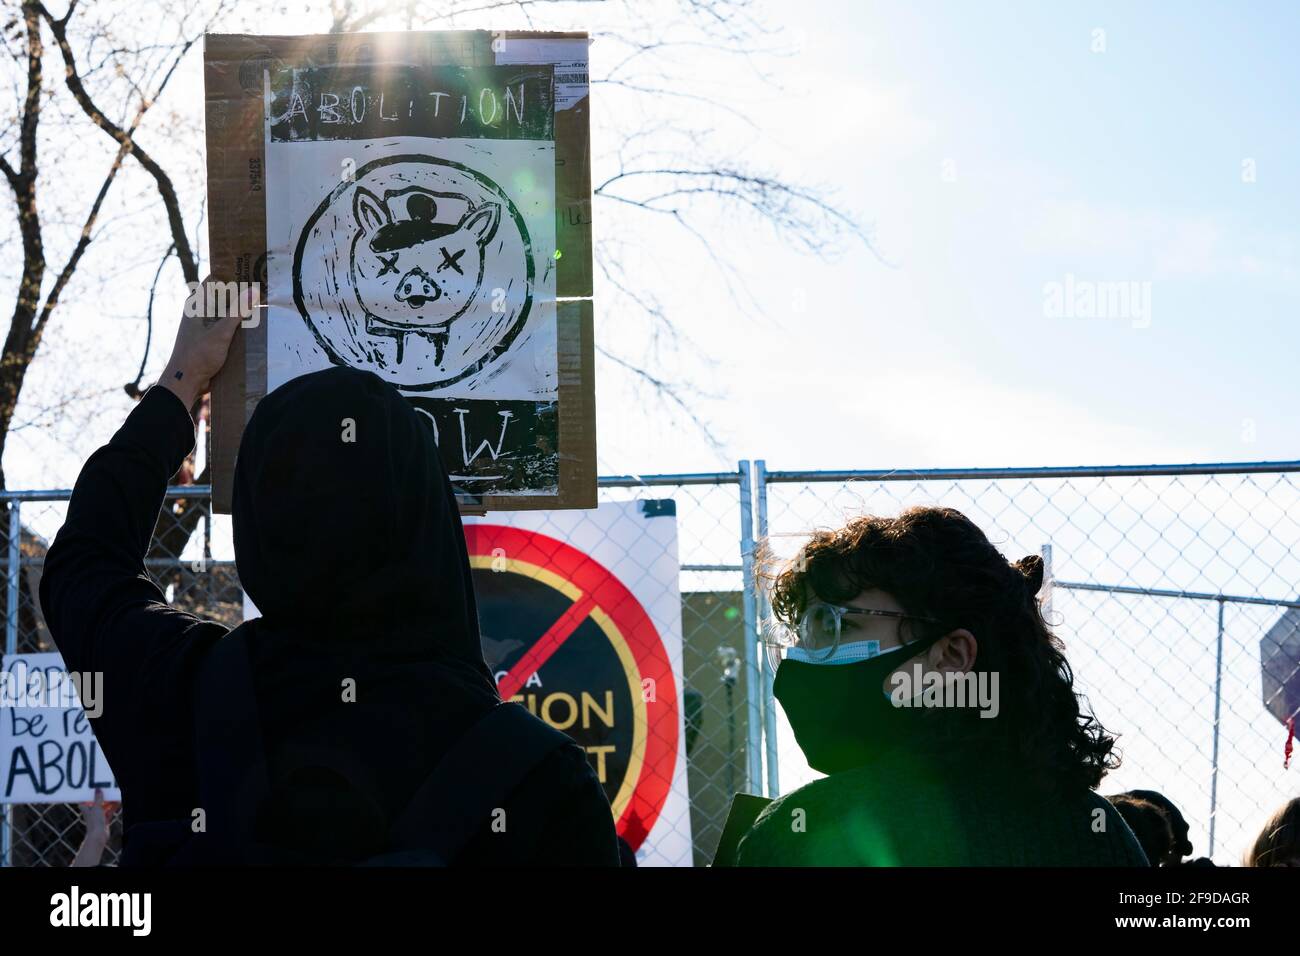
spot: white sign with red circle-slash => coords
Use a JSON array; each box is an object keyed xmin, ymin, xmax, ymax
[{"xmin": 464, "ymin": 499, "xmax": 691, "ymax": 866}]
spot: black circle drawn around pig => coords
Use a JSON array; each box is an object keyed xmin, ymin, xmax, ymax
[{"xmin": 292, "ymin": 154, "xmax": 535, "ymax": 391}]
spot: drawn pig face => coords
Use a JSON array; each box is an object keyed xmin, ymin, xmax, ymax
[
  {"xmin": 350, "ymin": 188, "xmax": 501, "ymax": 332},
  {"xmin": 293, "ymin": 155, "xmax": 538, "ymax": 390}
]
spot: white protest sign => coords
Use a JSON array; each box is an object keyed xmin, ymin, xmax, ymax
[
  {"xmin": 464, "ymin": 499, "xmax": 693, "ymax": 866},
  {"xmin": 1, "ymin": 652, "xmax": 118, "ymax": 803}
]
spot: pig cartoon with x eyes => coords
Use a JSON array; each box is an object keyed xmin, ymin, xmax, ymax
[{"xmin": 350, "ymin": 187, "xmax": 501, "ymax": 365}]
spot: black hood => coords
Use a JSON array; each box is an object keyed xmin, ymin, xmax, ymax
[{"xmin": 232, "ymin": 366, "xmax": 496, "ymax": 695}]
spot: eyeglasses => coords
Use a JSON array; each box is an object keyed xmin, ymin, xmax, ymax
[{"xmin": 764, "ymin": 600, "xmax": 938, "ymax": 671}]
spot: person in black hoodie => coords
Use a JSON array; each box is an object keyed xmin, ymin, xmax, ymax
[{"xmin": 39, "ymin": 286, "xmax": 619, "ymax": 866}]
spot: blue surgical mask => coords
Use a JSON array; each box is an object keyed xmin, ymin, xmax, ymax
[{"xmin": 785, "ymin": 639, "xmax": 905, "ymax": 666}]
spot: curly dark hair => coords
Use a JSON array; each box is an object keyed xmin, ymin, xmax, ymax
[{"xmin": 765, "ymin": 505, "xmax": 1120, "ymax": 791}]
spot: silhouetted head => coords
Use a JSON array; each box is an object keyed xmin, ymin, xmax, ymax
[
  {"xmin": 1118, "ymin": 789, "xmax": 1194, "ymax": 859},
  {"xmin": 1108, "ymin": 794, "xmax": 1177, "ymax": 865},
  {"xmin": 232, "ymin": 366, "xmax": 492, "ymax": 688}
]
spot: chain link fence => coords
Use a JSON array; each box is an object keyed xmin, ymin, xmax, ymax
[
  {"xmin": 0, "ymin": 472, "xmax": 755, "ymax": 867},
  {"xmin": 3, "ymin": 460, "xmax": 1299, "ymax": 866}
]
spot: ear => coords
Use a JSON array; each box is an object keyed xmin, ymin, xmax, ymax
[
  {"xmin": 353, "ymin": 188, "xmax": 388, "ymax": 234},
  {"xmin": 930, "ymin": 629, "xmax": 977, "ymax": 673},
  {"xmin": 459, "ymin": 202, "xmax": 501, "ymax": 246}
]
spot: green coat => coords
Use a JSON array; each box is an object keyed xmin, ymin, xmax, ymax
[{"xmin": 737, "ymin": 749, "xmax": 1149, "ymax": 867}]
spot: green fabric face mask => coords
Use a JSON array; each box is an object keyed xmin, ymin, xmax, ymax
[{"xmin": 773, "ymin": 632, "xmax": 943, "ymax": 775}]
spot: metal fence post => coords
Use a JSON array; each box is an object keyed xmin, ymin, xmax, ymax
[
  {"xmin": 1209, "ymin": 596, "xmax": 1225, "ymax": 858},
  {"xmin": 755, "ymin": 460, "xmax": 780, "ymax": 798},
  {"xmin": 2, "ymin": 499, "xmax": 20, "ymax": 867},
  {"xmin": 737, "ymin": 460, "xmax": 763, "ymax": 795}
]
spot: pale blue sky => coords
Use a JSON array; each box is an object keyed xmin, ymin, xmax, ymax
[{"xmin": 595, "ymin": 0, "xmax": 1300, "ymax": 475}]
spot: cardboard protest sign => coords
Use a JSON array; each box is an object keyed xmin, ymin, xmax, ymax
[
  {"xmin": 2, "ymin": 653, "xmax": 118, "ymax": 804},
  {"xmin": 464, "ymin": 500, "xmax": 693, "ymax": 866},
  {"xmin": 203, "ymin": 31, "xmax": 594, "ymax": 513}
]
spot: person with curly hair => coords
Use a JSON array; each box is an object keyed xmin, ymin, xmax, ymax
[{"xmin": 737, "ymin": 506, "xmax": 1148, "ymax": 866}]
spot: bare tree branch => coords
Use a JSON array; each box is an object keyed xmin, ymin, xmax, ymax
[
  {"xmin": 28, "ymin": 131, "xmax": 135, "ymax": 358},
  {"xmin": 39, "ymin": 0, "xmax": 210, "ymax": 282},
  {"xmin": 595, "ymin": 344, "xmax": 727, "ymax": 459},
  {"xmin": 0, "ymin": 1, "xmax": 49, "ymax": 484},
  {"xmin": 125, "ymin": 240, "xmax": 173, "ymax": 398}
]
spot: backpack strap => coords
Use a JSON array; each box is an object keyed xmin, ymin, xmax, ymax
[{"xmin": 388, "ymin": 702, "xmax": 574, "ymax": 863}]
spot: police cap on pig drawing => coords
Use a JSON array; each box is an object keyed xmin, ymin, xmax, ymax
[{"xmin": 292, "ymin": 153, "xmax": 536, "ymax": 391}]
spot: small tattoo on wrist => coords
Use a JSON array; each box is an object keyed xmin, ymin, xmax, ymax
[{"xmin": 173, "ymin": 371, "xmax": 184, "ymax": 380}]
